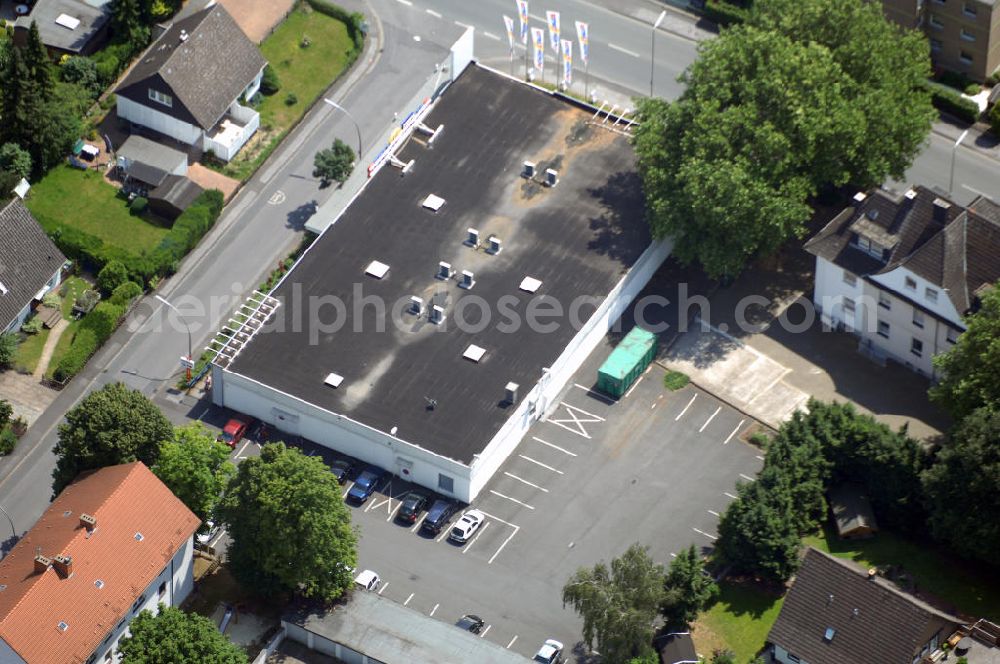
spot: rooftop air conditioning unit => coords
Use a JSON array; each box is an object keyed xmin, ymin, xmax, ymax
[
  {"xmin": 430, "ymin": 305, "xmax": 446, "ymax": 325},
  {"xmin": 466, "ymin": 228, "xmax": 480, "ymax": 248},
  {"xmin": 522, "ymin": 161, "xmax": 536, "ymax": 179},
  {"xmin": 545, "ymin": 169, "xmax": 559, "ymax": 187},
  {"xmin": 437, "ymin": 261, "xmax": 454, "ymax": 280},
  {"xmin": 488, "ymin": 236, "xmax": 502, "ymax": 255},
  {"xmin": 460, "ymin": 270, "xmax": 475, "ymax": 289},
  {"xmin": 505, "ymin": 382, "xmax": 519, "ymax": 404},
  {"xmin": 410, "ymin": 296, "xmax": 424, "ymax": 315}
]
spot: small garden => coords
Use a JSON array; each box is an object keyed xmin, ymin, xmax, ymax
[
  {"xmin": 215, "ymin": 0, "xmax": 364, "ymax": 181},
  {"xmin": 694, "ymin": 580, "xmax": 784, "ymax": 662},
  {"xmin": 0, "ymin": 399, "xmax": 23, "ymax": 456},
  {"xmin": 11, "ymin": 276, "xmax": 88, "ymax": 375}
]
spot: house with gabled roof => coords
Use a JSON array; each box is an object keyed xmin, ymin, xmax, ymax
[
  {"xmin": 0, "ymin": 199, "xmax": 66, "ymax": 333},
  {"xmin": 805, "ymin": 186, "xmax": 1000, "ymax": 378},
  {"xmin": 0, "ymin": 463, "xmax": 201, "ymax": 664},
  {"xmin": 768, "ymin": 548, "xmax": 963, "ymax": 664},
  {"xmin": 114, "ymin": 4, "xmax": 266, "ymax": 162}
]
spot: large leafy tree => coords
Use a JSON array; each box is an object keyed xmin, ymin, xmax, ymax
[
  {"xmin": 562, "ymin": 543, "xmax": 665, "ymax": 661},
  {"xmin": 152, "ymin": 424, "xmax": 235, "ymax": 524},
  {"xmin": 633, "ymin": 0, "xmax": 933, "ymax": 279},
  {"xmin": 922, "ymin": 407, "xmax": 1000, "ymax": 565},
  {"xmin": 117, "ymin": 605, "xmax": 247, "ymax": 664},
  {"xmin": 660, "ymin": 545, "xmax": 719, "ymax": 628},
  {"xmin": 110, "ymin": 0, "xmax": 150, "ymax": 52},
  {"xmin": 931, "ymin": 282, "xmax": 1000, "ymax": 420},
  {"xmin": 217, "ymin": 442, "xmax": 357, "ymax": 601},
  {"xmin": 53, "ymin": 382, "xmax": 172, "ymax": 495},
  {"xmin": 312, "ymin": 139, "xmax": 355, "ymax": 185},
  {"xmin": 23, "ymin": 22, "xmax": 53, "ymax": 96},
  {"xmin": 762, "ymin": 410, "xmax": 832, "ymax": 533}
]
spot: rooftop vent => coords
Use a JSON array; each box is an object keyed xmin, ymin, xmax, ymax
[
  {"xmin": 52, "ymin": 555, "xmax": 73, "ymax": 578},
  {"xmin": 852, "ymin": 192, "xmax": 867, "ymax": 203},
  {"xmin": 463, "ymin": 344, "xmax": 486, "ymax": 362},
  {"xmin": 905, "ymin": 189, "xmax": 918, "ymax": 200},
  {"xmin": 823, "ymin": 627, "xmax": 836, "ymax": 642},
  {"xmin": 430, "ymin": 305, "xmax": 446, "ymax": 325},
  {"xmin": 866, "ymin": 209, "xmax": 878, "ymax": 221},
  {"xmin": 94, "ymin": 580, "xmax": 104, "ymax": 589},
  {"xmin": 519, "ymin": 276, "xmax": 542, "ymax": 293},
  {"xmin": 179, "ymin": 29, "xmax": 188, "ymax": 42},
  {"xmin": 57, "ymin": 621, "xmax": 68, "ymax": 632},
  {"xmin": 55, "ymin": 14, "xmax": 80, "ymax": 30},
  {"xmin": 34, "ymin": 555, "xmax": 51, "ymax": 574},
  {"xmin": 0, "ymin": 282, "xmax": 7, "ymax": 296},
  {"xmin": 422, "ymin": 194, "xmax": 445, "ymax": 211},
  {"xmin": 324, "ymin": 372, "xmax": 344, "ymax": 388},
  {"xmin": 852, "ymin": 608, "xmax": 860, "ymax": 617},
  {"xmin": 365, "ymin": 260, "xmax": 390, "ymax": 279},
  {"xmin": 505, "ymin": 382, "xmax": 519, "ymax": 404},
  {"xmin": 867, "ymin": 568, "xmax": 877, "ymax": 580},
  {"xmin": 522, "ymin": 161, "xmax": 536, "ymax": 179},
  {"xmin": 437, "ymin": 261, "xmax": 454, "ymax": 280},
  {"xmin": 466, "ymin": 228, "xmax": 480, "ymax": 248},
  {"xmin": 545, "ymin": 169, "xmax": 559, "ymax": 187},
  {"xmin": 62, "ymin": 510, "xmax": 72, "ymax": 518},
  {"xmin": 459, "ymin": 270, "xmax": 475, "ymax": 290},
  {"xmin": 79, "ymin": 513, "xmax": 96, "ymax": 530},
  {"xmin": 134, "ymin": 532, "xmax": 144, "ymax": 542},
  {"xmin": 409, "ymin": 296, "xmax": 424, "ymax": 315},
  {"xmin": 488, "ymin": 236, "xmax": 502, "ymax": 255}
]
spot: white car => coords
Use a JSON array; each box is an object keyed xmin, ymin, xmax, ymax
[
  {"xmin": 448, "ymin": 509, "xmax": 485, "ymax": 543},
  {"xmin": 196, "ymin": 520, "xmax": 218, "ymax": 546},
  {"xmin": 533, "ymin": 639, "xmax": 564, "ymax": 663},
  {"xmin": 354, "ymin": 569, "xmax": 381, "ymax": 591}
]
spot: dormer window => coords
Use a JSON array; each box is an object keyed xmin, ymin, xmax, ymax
[
  {"xmin": 853, "ymin": 235, "xmax": 885, "ymax": 260},
  {"xmin": 148, "ymin": 89, "xmax": 173, "ymax": 108}
]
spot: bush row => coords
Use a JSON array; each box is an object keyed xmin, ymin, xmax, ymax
[
  {"xmin": 305, "ymin": 0, "xmax": 366, "ymax": 53},
  {"xmin": 701, "ymin": 0, "xmax": 750, "ymax": 27},
  {"xmin": 923, "ymin": 80, "xmax": 981, "ymax": 124}
]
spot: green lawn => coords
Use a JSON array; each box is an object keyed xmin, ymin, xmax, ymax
[
  {"xmin": 26, "ymin": 165, "xmax": 170, "ymax": 255},
  {"xmin": 806, "ymin": 525, "xmax": 1000, "ymax": 620},
  {"xmin": 696, "ymin": 581, "xmax": 785, "ymax": 661},
  {"xmin": 13, "ymin": 328, "xmax": 51, "ymax": 374},
  {"xmin": 220, "ymin": 5, "xmax": 356, "ymax": 180},
  {"xmin": 43, "ymin": 276, "xmax": 93, "ymax": 380}
]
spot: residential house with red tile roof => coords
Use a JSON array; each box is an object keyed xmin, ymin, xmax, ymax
[{"xmin": 0, "ymin": 462, "xmax": 201, "ymax": 664}]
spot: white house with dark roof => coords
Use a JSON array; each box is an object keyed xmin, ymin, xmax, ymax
[
  {"xmin": 805, "ymin": 187, "xmax": 1000, "ymax": 378},
  {"xmin": 0, "ymin": 199, "xmax": 66, "ymax": 333},
  {"xmin": 114, "ymin": 4, "xmax": 266, "ymax": 161}
]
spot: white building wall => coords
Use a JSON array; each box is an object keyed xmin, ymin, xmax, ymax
[
  {"xmin": 0, "ymin": 639, "xmax": 27, "ymax": 664},
  {"xmin": 812, "ymin": 256, "xmax": 864, "ymax": 333},
  {"xmin": 870, "ymin": 266, "xmax": 963, "ymax": 326},
  {"xmin": 117, "ymin": 96, "xmax": 203, "ymax": 145},
  {"xmin": 450, "ymin": 26, "xmax": 474, "ymax": 81},
  {"xmin": 773, "ymin": 644, "xmax": 809, "ymax": 664},
  {"xmin": 3, "ymin": 265, "xmax": 62, "ymax": 332},
  {"xmin": 243, "ymin": 67, "xmax": 265, "ymax": 101}
]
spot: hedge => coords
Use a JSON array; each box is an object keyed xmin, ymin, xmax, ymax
[
  {"xmin": 52, "ymin": 301, "xmax": 127, "ymax": 382},
  {"xmin": 110, "ymin": 281, "xmax": 143, "ymax": 305},
  {"xmin": 305, "ymin": 0, "xmax": 366, "ymax": 53},
  {"xmin": 702, "ymin": 0, "xmax": 749, "ymax": 27},
  {"xmin": 923, "ymin": 80, "xmax": 981, "ymax": 124}
]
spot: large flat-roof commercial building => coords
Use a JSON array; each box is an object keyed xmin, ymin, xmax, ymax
[{"xmin": 210, "ymin": 64, "xmax": 670, "ymax": 502}]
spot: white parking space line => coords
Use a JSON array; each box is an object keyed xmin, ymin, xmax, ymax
[
  {"xmin": 396, "ymin": 0, "xmax": 412, "ymax": 5},
  {"xmin": 708, "ymin": 509, "xmax": 720, "ymax": 517},
  {"xmin": 724, "ymin": 492, "xmax": 738, "ymax": 499},
  {"xmin": 546, "ymin": 402, "xmax": 605, "ymax": 438},
  {"xmin": 342, "ymin": 482, "xmax": 354, "ymax": 499},
  {"xmin": 436, "ymin": 526, "xmax": 452, "ymax": 543},
  {"xmin": 504, "ymin": 472, "xmax": 550, "ymax": 492},
  {"xmin": 490, "ymin": 490, "xmax": 535, "ymax": 510},
  {"xmin": 700, "ymin": 406, "xmax": 722, "ymax": 433},
  {"xmin": 480, "ymin": 625, "xmax": 492, "ymax": 638},
  {"xmin": 740, "ymin": 473, "xmax": 756, "ymax": 482},
  {"xmin": 462, "ymin": 522, "xmax": 490, "ymax": 554},
  {"xmin": 623, "ymin": 375, "xmax": 644, "ymax": 399},
  {"xmin": 507, "ymin": 635, "xmax": 519, "ymax": 649},
  {"xmin": 488, "ymin": 525, "xmax": 519, "ymax": 564},
  {"xmin": 724, "ymin": 419, "xmax": 745, "ymax": 445},
  {"xmin": 378, "ymin": 582, "xmax": 389, "ymax": 595},
  {"xmin": 387, "ymin": 500, "xmax": 403, "ymax": 522},
  {"xmin": 693, "ymin": 527, "xmax": 717, "ymax": 541},
  {"xmin": 455, "ymin": 20, "xmax": 472, "ymax": 29},
  {"xmin": 608, "ymin": 42, "xmax": 641, "ymax": 57},
  {"xmin": 234, "ymin": 441, "xmax": 250, "ymax": 459},
  {"xmin": 404, "ymin": 593, "xmax": 414, "ymax": 606},
  {"xmin": 208, "ymin": 528, "xmax": 226, "ymax": 547},
  {"xmin": 519, "ymin": 455, "xmax": 564, "ymax": 474},
  {"xmin": 532, "ymin": 436, "xmax": 577, "ymax": 457},
  {"xmin": 430, "ymin": 603, "xmax": 439, "ymax": 616},
  {"xmin": 675, "ymin": 393, "xmax": 698, "ymax": 421},
  {"xmin": 410, "ymin": 513, "xmax": 428, "ymax": 533},
  {"xmin": 483, "ymin": 31, "xmax": 501, "ymax": 41},
  {"xmin": 426, "ymin": 8, "xmax": 442, "ymax": 17}
]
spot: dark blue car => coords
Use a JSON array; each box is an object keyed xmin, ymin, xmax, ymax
[{"xmin": 347, "ymin": 468, "xmax": 383, "ymax": 503}]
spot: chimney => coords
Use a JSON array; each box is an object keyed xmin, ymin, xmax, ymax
[
  {"xmin": 932, "ymin": 198, "xmax": 951, "ymax": 224},
  {"xmin": 79, "ymin": 513, "xmax": 96, "ymax": 531},
  {"xmin": 867, "ymin": 568, "xmax": 877, "ymax": 580},
  {"xmin": 52, "ymin": 555, "xmax": 73, "ymax": 578},
  {"xmin": 505, "ymin": 382, "xmax": 519, "ymax": 404},
  {"xmin": 179, "ymin": 29, "xmax": 188, "ymax": 42},
  {"xmin": 33, "ymin": 555, "xmax": 51, "ymax": 574},
  {"xmin": 852, "ymin": 191, "xmax": 867, "ymax": 205}
]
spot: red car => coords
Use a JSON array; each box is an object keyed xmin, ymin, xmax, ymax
[{"xmin": 218, "ymin": 418, "xmax": 249, "ymax": 449}]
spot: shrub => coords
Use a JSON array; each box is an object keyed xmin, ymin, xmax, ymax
[
  {"xmin": 0, "ymin": 143, "xmax": 32, "ymax": 180},
  {"xmin": 937, "ymin": 69, "xmax": 975, "ymax": 93},
  {"xmin": 42, "ymin": 291, "xmax": 61, "ymax": 308},
  {"xmin": 0, "ymin": 428, "xmax": 16, "ymax": 456},
  {"xmin": 110, "ymin": 281, "xmax": 142, "ymax": 306},
  {"xmin": 53, "ymin": 327, "xmax": 97, "ymax": 381},
  {"xmin": 0, "ymin": 400, "xmax": 12, "ymax": 428},
  {"xmin": 923, "ymin": 80, "xmax": 981, "ymax": 124},
  {"xmin": 702, "ymin": 0, "xmax": 749, "ymax": 26},
  {"xmin": 261, "ymin": 64, "xmax": 281, "ymax": 95},
  {"xmin": 80, "ymin": 301, "xmax": 125, "ymax": 341},
  {"xmin": 97, "ymin": 260, "xmax": 129, "ymax": 294},
  {"xmin": 990, "ymin": 102, "xmax": 1000, "ymax": 136},
  {"xmin": 987, "ymin": 71, "xmax": 1000, "ymax": 87},
  {"xmin": 0, "ymin": 333, "xmax": 16, "ymax": 369},
  {"xmin": 284, "ymin": 92, "xmax": 298, "ymax": 106},
  {"xmin": 663, "ymin": 370, "xmax": 690, "ymax": 391},
  {"xmin": 21, "ymin": 317, "xmax": 43, "ymax": 335},
  {"xmin": 60, "ymin": 56, "xmax": 102, "ymax": 98},
  {"xmin": 964, "ymin": 82, "xmax": 982, "ymax": 95},
  {"xmin": 129, "ymin": 196, "xmax": 148, "ymax": 216}
]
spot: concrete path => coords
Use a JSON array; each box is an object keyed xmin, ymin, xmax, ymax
[
  {"xmin": 33, "ymin": 319, "xmax": 68, "ymax": 380},
  {"xmin": 0, "ymin": 372, "xmax": 57, "ymax": 428}
]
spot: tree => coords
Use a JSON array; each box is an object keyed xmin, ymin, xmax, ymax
[
  {"xmin": 23, "ymin": 22, "xmax": 53, "ymax": 96},
  {"xmin": 931, "ymin": 281, "xmax": 1000, "ymax": 420},
  {"xmin": 110, "ymin": 0, "xmax": 150, "ymax": 51},
  {"xmin": 260, "ymin": 64, "xmax": 280, "ymax": 95},
  {"xmin": 312, "ymin": 139, "xmax": 354, "ymax": 185},
  {"xmin": 117, "ymin": 605, "xmax": 248, "ymax": 664},
  {"xmin": 60, "ymin": 56, "xmax": 102, "ymax": 98},
  {"xmin": 633, "ymin": 0, "xmax": 933, "ymax": 278},
  {"xmin": 97, "ymin": 260, "xmax": 130, "ymax": 295},
  {"xmin": 0, "ymin": 143, "xmax": 31, "ymax": 180},
  {"xmin": 922, "ymin": 407, "xmax": 1000, "ymax": 565},
  {"xmin": 216, "ymin": 442, "xmax": 357, "ymax": 601},
  {"xmin": 562, "ymin": 543, "xmax": 665, "ymax": 661},
  {"xmin": 0, "ymin": 400, "xmax": 12, "ymax": 428},
  {"xmin": 0, "ymin": 333, "xmax": 17, "ymax": 369},
  {"xmin": 152, "ymin": 424, "xmax": 235, "ymax": 524},
  {"xmin": 53, "ymin": 382, "xmax": 172, "ymax": 495},
  {"xmin": 661, "ymin": 545, "xmax": 719, "ymax": 628},
  {"xmin": 762, "ymin": 410, "xmax": 832, "ymax": 533}
]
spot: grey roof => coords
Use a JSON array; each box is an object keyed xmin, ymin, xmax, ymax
[
  {"xmin": 226, "ymin": 64, "xmax": 651, "ymax": 464},
  {"xmin": 125, "ymin": 162, "xmax": 169, "ymax": 188},
  {"xmin": 116, "ymin": 5, "xmax": 266, "ymax": 130},
  {"xmin": 149, "ymin": 175, "xmax": 204, "ymax": 211},
  {"xmin": 827, "ymin": 483, "xmax": 878, "ymax": 536},
  {"xmin": 805, "ymin": 187, "xmax": 1000, "ymax": 317},
  {"xmin": 0, "ymin": 199, "xmax": 66, "ymax": 330},
  {"xmin": 284, "ymin": 591, "xmax": 529, "ymax": 664},
  {"xmin": 767, "ymin": 548, "xmax": 962, "ymax": 664},
  {"xmin": 15, "ymin": 0, "xmax": 111, "ymax": 54},
  {"xmin": 118, "ymin": 135, "xmax": 188, "ymax": 175},
  {"xmin": 657, "ymin": 632, "xmax": 698, "ymax": 664}
]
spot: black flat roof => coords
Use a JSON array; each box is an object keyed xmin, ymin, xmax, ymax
[{"xmin": 228, "ymin": 64, "xmax": 651, "ymax": 464}]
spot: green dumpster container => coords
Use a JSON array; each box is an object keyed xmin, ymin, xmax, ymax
[{"xmin": 596, "ymin": 327, "xmax": 658, "ymax": 398}]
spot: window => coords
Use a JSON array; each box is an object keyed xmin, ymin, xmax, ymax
[
  {"xmin": 438, "ymin": 474, "xmax": 454, "ymax": 493},
  {"xmin": 878, "ymin": 292, "xmax": 892, "ymax": 310},
  {"xmin": 878, "ymin": 320, "xmax": 890, "ymax": 338},
  {"xmin": 104, "ymin": 653, "xmax": 112, "ymax": 664},
  {"xmin": 905, "ymin": 276, "xmax": 917, "ymax": 291},
  {"xmin": 843, "ymin": 297, "xmax": 856, "ymax": 313},
  {"xmin": 787, "ymin": 654, "xmax": 801, "ymax": 664},
  {"xmin": 947, "ymin": 327, "xmax": 960, "ymax": 344},
  {"xmin": 158, "ymin": 581, "xmax": 167, "ymax": 598},
  {"xmin": 148, "ymin": 89, "xmax": 172, "ymax": 107},
  {"xmin": 960, "ymin": 50, "xmax": 974, "ymax": 64},
  {"xmin": 843, "ymin": 270, "xmax": 857, "ymax": 287},
  {"xmin": 925, "ymin": 287, "xmax": 938, "ymax": 302},
  {"xmin": 857, "ymin": 236, "xmax": 870, "ymax": 252},
  {"xmin": 964, "ymin": 2, "xmax": 977, "ymax": 16},
  {"xmin": 912, "ymin": 337, "xmax": 924, "ymax": 357},
  {"xmin": 913, "ymin": 309, "xmax": 925, "ymax": 328},
  {"xmin": 928, "ymin": 13, "xmax": 944, "ymax": 28},
  {"xmin": 930, "ymin": 38, "xmax": 943, "ymax": 51},
  {"xmin": 961, "ymin": 28, "xmax": 976, "ymax": 41},
  {"xmin": 131, "ymin": 594, "xmax": 147, "ymax": 614}
]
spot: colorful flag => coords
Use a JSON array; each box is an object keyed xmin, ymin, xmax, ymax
[
  {"xmin": 575, "ymin": 20, "xmax": 589, "ymax": 66},
  {"xmin": 531, "ymin": 27, "xmax": 545, "ymax": 72},
  {"xmin": 561, "ymin": 39, "xmax": 573, "ymax": 86},
  {"xmin": 503, "ymin": 15, "xmax": 515, "ymax": 52},
  {"xmin": 546, "ymin": 10, "xmax": 560, "ymax": 54},
  {"xmin": 517, "ymin": 0, "xmax": 529, "ymax": 44}
]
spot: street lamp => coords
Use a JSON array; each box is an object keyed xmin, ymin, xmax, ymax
[
  {"xmin": 948, "ymin": 129, "xmax": 969, "ymax": 197},
  {"xmin": 0, "ymin": 504, "xmax": 15, "ymax": 542},
  {"xmin": 650, "ymin": 10, "xmax": 667, "ymax": 98},
  {"xmin": 323, "ymin": 99, "xmax": 363, "ymax": 160},
  {"xmin": 155, "ymin": 294, "xmax": 193, "ymax": 381}
]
